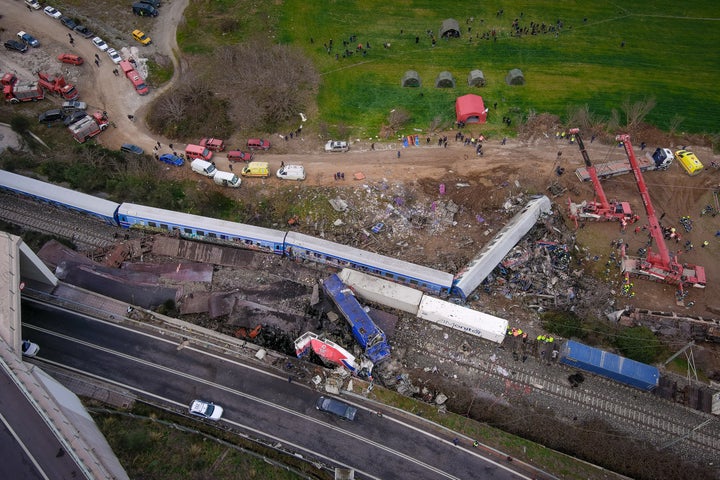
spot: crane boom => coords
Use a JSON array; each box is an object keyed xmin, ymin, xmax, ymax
[
  {"xmin": 616, "ymin": 134, "xmax": 671, "ymax": 268},
  {"xmin": 570, "ymin": 128, "xmax": 611, "ymax": 210},
  {"xmin": 616, "ymin": 133, "xmax": 706, "ymax": 290},
  {"xmin": 566, "ymin": 129, "xmax": 634, "ymax": 228}
]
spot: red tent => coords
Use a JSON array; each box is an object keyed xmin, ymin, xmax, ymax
[{"xmin": 455, "ymin": 94, "xmax": 487, "ymax": 124}]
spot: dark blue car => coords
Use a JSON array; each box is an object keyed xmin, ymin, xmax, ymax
[{"xmin": 158, "ymin": 153, "xmax": 184, "ymax": 166}]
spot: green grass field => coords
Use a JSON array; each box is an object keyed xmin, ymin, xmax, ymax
[{"xmin": 267, "ymin": 1, "xmax": 719, "ymax": 136}]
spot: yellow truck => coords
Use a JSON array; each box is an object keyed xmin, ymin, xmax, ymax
[
  {"xmin": 241, "ymin": 161, "xmax": 270, "ymax": 178},
  {"xmin": 675, "ymin": 150, "xmax": 703, "ymax": 176}
]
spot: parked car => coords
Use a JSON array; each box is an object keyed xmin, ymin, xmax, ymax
[
  {"xmin": 227, "ymin": 150, "xmax": 254, "ymax": 162},
  {"xmin": 189, "ymin": 400, "xmax": 223, "ymax": 420},
  {"xmin": 4, "ymin": 40, "xmax": 28, "ymax": 53},
  {"xmin": 121, "ymin": 143, "xmax": 144, "ymax": 155},
  {"xmin": 159, "ymin": 153, "xmax": 184, "ymax": 166},
  {"xmin": 60, "ymin": 16, "xmax": 77, "ymax": 30},
  {"xmin": 276, "ymin": 164, "xmax": 306, "ymax": 181},
  {"xmin": 61, "ymin": 100, "xmax": 87, "ymax": 113},
  {"xmin": 74, "ymin": 25, "xmax": 94, "ymax": 39},
  {"xmin": 132, "ymin": 2, "xmax": 159, "ymax": 17},
  {"xmin": 63, "ymin": 110, "xmax": 88, "ymax": 126},
  {"xmin": 106, "ymin": 48, "xmax": 122, "ymax": 64},
  {"xmin": 18, "ymin": 31, "xmax": 40, "ymax": 48},
  {"xmin": 247, "ymin": 138, "xmax": 271, "ymax": 151},
  {"xmin": 21, "ymin": 340, "xmax": 40, "ymax": 358},
  {"xmin": 316, "ymin": 396, "xmax": 357, "ymax": 421},
  {"xmin": 132, "ymin": 29, "xmax": 151, "ymax": 45},
  {"xmin": 44, "ymin": 6, "xmax": 62, "ymax": 19},
  {"xmin": 92, "ymin": 36, "xmax": 109, "ymax": 51},
  {"xmin": 38, "ymin": 109, "xmax": 65, "ymax": 124},
  {"xmin": 25, "ymin": 0, "xmax": 41, "ymax": 10},
  {"xmin": 325, "ymin": 140, "xmax": 349, "ymax": 152},
  {"xmin": 57, "ymin": 53, "xmax": 84, "ymax": 65}
]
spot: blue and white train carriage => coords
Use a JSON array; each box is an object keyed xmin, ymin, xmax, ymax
[
  {"xmin": 117, "ymin": 203, "xmax": 287, "ymax": 254},
  {"xmin": 285, "ymin": 231, "xmax": 454, "ymax": 296},
  {"xmin": 0, "ymin": 169, "xmax": 120, "ymax": 225}
]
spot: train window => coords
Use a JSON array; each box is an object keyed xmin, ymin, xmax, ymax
[
  {"xmin": 161, "ymin": 224, "xmax": 168, "ymax": 230},
  {"xmin": 197, "ymin": 230, "xmax": 205, "ymax": 236},
  {"xmin": 208, "ymin": 232, "xmax": 217, "ymax": 238},
  {"xmin": 148, "ymin": 221, "xmax": 157, "ymax": 228},
  {"xmin": 410, "ymin": 279, "xmax": 419, "ymax": 286},
  {"xmin": 184, "ymin": 228, "xmax": 192, "ymax": 234},
  {"xmin": 219, "ymin": 235, "xmax": 227, "ymax": 240}
]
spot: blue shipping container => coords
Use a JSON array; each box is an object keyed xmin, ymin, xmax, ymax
[{"xmin": 559, "ymin": 340, "xmax": 659, "ymax": 391}]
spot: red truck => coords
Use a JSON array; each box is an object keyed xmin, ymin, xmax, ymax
[
  {"xmin": 68, "ymin": 111, "xmax": 109, "ymax": 143},
  {"xmin": 37, "ymin": 72, "xmax": 79, "ymax": 100},
  {"xmin": 199, "ymin": 137, "xmax": 225, "ymax": 152},
  {"xmin": 119, "ymin": 61, "xmax": 149, "ymax": 96},
  {"xmin": 2, "ymin": 73, "xmax": 45, "ymax": 103}
]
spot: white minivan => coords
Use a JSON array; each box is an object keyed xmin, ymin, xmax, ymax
[
  {"xmin": 191, "ymin": 159, "xmax": 217, "ymax": 178},
  {"xmin": 276, "ymin": 164, "xmax": 306, "ymax": 181},
  {"xmin": 213, "ymin": 170, "xmax": 241, "ymax": 188}
]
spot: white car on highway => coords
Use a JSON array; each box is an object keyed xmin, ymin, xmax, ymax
[
  {"xmin": 106, "ymin": 48, "xmax": 122, "ymax": 64},
  {"xmin": 189, "ymin": 400, "xmax": 223, "ymax": 420},
  {"xmin": 21, "ymin": 340, "xmax": 40, "ymax": 358},
  {"xmin": 92, "ymin": 37, "xmax": 109, "ymax": 51},
  {"xmin": 44, "ymin": 6, "xmax": 62, "ymax": 19}
]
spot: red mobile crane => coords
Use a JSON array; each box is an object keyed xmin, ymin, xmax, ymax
[
  {"xmin": 567, "ymin": 128, "xmax": 635, "ymax": 228},
  {"xmin": 616, "ymin": 133, "xmax": 706, "ymax": 290}
]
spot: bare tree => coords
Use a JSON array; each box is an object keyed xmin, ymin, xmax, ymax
[{"xmin": 620, "ymin": 96, "xmax": 656, "ymax": 130}]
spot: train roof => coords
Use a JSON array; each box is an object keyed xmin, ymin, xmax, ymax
[
  {"xmin": 0, "ymin": 169, "xmax": 119, "ymax": 220},
  {"xmin": 286, "ymin": 231, "xmax": 454, "ymax": 287},
  {"xmin": 118, "ymin": 203, "xmax": 287, "ymax": 243},
  {"xmin": 560, "ymin": 340, "xmax": 660, "ymax": 391}
]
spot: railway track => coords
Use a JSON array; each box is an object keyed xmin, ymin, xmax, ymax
[
  {"xmin": 421, "ymin": 345, "xmax": 720, "ymax": 459},
  {"xmin": 0, "ymin": 192, "xmax": 132, "ymax": 250}
]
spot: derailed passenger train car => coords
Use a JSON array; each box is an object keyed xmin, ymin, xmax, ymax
[
  {"xmin": 559, "ymin": 340, "xmax": 659, "ymax": 391},
  {"xmin": 117, "ymin": 203, "xmax": 287, "ymax": 254},
  {"xmin": 0, "ymin": 169, "xmax": 120, "ymax": 225}
]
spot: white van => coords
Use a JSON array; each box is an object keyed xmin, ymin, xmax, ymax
[
  {"xmin": 191, "ymin": 159, "xmax": 217, "ymax": 177},
  {"xmin": 276, "ymin": 164, "xmax": 306, "ymax": 181},
  {"xmin": 213, "ymin": 170, "xmax": 241, "ymax": 188}
]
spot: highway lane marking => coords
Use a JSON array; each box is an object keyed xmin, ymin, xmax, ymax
[
  {"xmin": 30, "ymin": 327, "xmax": 480, "ymax": 479},
  {"xmin": 0, "ymin": 411, "xmax": 51, "ymax": 480},
  {"xmin": 26, "ymin": 311, "xmax": 532, "ymax": 479}
]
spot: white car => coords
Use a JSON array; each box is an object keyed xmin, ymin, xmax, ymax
[
  {"xmin": 44, "ymin": 6, "xmax": 62, "ymax": 19},
  {"xmin": 25, "ymin": 0, "xmax": 41, "ymax": 10},
  {"xmin": 189, "ymin": 399, "xmax": 223, "ymax": 420},
  {"xmin": 325, "ymin": 140, "xmax": 349, "ymax": 152},
  {"xmin": 21, "ymin": 340, "xmax": 40, "ymax": 358},
  {"xmin": 106, "ymin": 48, "xmax": 122, "ymax": 64},
  {"xmin": 92, "ymin": 37, "xmax": 108, "ymax": 51}
]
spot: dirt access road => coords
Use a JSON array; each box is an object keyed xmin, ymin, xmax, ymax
[{"xmin": 3, "ymin": 1, "xmax": 720, "ymax": 318}]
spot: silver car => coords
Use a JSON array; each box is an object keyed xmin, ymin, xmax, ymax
[{"xmin": 316, "ymin": 396, "xmax": 357, "ymax": 421}]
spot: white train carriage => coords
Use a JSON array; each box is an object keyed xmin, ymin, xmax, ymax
[
  {"xmin": 0, "ymin": 169, "xmax": 120, "ymax": 225},
  {"xmin": 117, "ymin": 203, "xmax": 287, "ymax": 254},
  {"xmin": 285, "ymin": 231, "xmax": 454, "ymax": 295},
  {"xmin": 452, "ymin": 195, "xmax": 552, "ymax": 299},
  {"xmin": 417, "ymin": 295, "xmax": 508, "ymax": 344}
]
